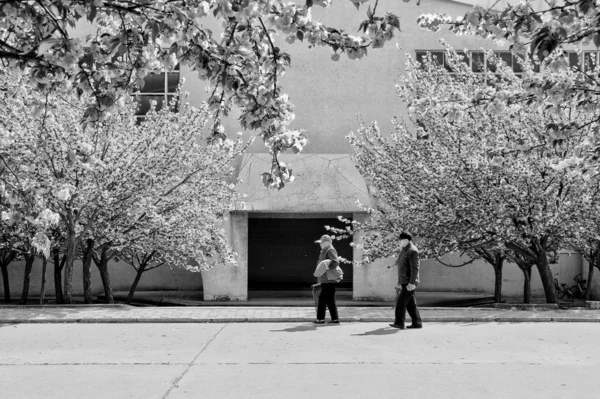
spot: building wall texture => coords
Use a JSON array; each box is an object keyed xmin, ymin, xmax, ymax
[
  {"xmin": 352, "ymin": 253, "xmax": 584, "ymax": 301},
  {"xmin": 183, "ymin": 0, "xmax": 510, "ymax": 153}
]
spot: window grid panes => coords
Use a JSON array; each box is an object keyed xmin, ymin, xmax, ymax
[
  {"xmin": 564, "ymin": 50, "xmax": 600, "ymax": 82},
  {"xmin": 415, "ymin": 50, "xmax": 537, "ymax": 80},
  {"xmin": 135, "ymin": 64, "xmax": 180, "ymax": 119}
]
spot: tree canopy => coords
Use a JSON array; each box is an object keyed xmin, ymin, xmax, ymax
[
  {"xmin": 1, "ymin": 0, "xmax": 401, "ymax": 188},
  {"xmin": 418, "ymin": 0, "xmax": 600, "ymax": 173},
  {"xmin": 0, "ymin": 67, "xmax": 245, "ymax": 302},
  {"xmin": 345, "ymin": 45, "xmax": 597, "ymax": 303}
]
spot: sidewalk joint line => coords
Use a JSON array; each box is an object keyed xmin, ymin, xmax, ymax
[{"xmin": 161, "ymin": 323, "xmax": 227, "ymax": 399}]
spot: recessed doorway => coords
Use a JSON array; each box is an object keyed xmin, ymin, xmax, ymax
[{"xmin": 248, "ymin": 214, "xmax": 353, "ymax": 290}]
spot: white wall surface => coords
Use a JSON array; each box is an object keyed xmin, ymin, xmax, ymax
[{"xmin": 353, "ymin": 250, "xmax": 585, "ymax": 300}]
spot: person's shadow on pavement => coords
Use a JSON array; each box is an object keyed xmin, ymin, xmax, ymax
[
  {"xmin": 351, "ymin": 327, "xmax": 401, "ymax": 336},
  {"xmin": 270, "ymin": 324, "xmax": 319, "ymax": 333}
]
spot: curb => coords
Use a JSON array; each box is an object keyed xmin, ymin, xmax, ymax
[
  {"xmin": 0, "ymin": 304, "xmax": 131, "ymax": 308},
  {"xmin": 2, "ymin": 317, "xmax": 600, "ymax": 324}
]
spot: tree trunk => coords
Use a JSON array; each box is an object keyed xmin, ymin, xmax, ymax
[
  {"xmin": 19, "ymin": 254, "xmax": 35, "ymax": 305},
  {"xmin": 126, "ymin": 262, "xmax": 147, "ymax": 304},
  {"xmin": 94, "ymin": 247, "xmax": 114, "ymax": 304},
  {"xmin": 585, "ymin": 244, "xmax": 600, "ymax": 300},
  {"xmin": 521, "ymin": 266, "xmax": 531, "ymax": 304},
  {"xmin": 493, "ymin": 256, "xmax": 504, "ymax": 303},
  {"xmin": 584, "ymin": 249, "xmax": 596, "ymax": 300},
  {"xmin": 39, "ymin": 257, "xmax": 48, "ymax": 305},
  {"xmin": 0, "ymin": 249, "xmax": 16, "ymax": 304},
  {"xmin": 514, "ymin": 258, "xmax": 532, "ymax": 304},
  {"xmin": 63, "ymin": 219, "xmax": 77, "ymax": 304},
  {"xmin": 1, "ymin": 263, "xmax": 10, "ymax": 304},
  {"xmin": 535, "ymin": 248, "xmax": 558, "ymax": 304},
  {"xmin": 82, "ymin": 239, "xmax": 95, "ymax": 304},
  {"xmin": 53, "ymin": 250, "xmax": 65, "ymax": 304}
]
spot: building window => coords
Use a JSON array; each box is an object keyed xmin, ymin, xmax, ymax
[
  {"xmin": 415, "ymin": 50, "xmax": 538, "ymax": 83},
  {"xmin": 135, "ymin": 64, "xmax": 180, "ymax": 119},
  {"xmin": 566, "ymin": 50, "xmax": 599, "ymax": 73}
]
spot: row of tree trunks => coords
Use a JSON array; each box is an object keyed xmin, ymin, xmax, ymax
[
  {"xmin": 506, "ymin": 239, "xmax": 557, "ymax": 304},
  {"xmin": 1, "ymin": 244, "xmax": 118, "ymax": 305}
]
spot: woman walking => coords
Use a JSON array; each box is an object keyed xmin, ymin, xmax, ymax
[{"xmin": 313, "ymin": 234, "xmax": 342, "ymax": 324}]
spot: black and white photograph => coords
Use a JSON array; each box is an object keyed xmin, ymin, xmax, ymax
[{"xmin": 1, "ymin": 0, "xmax": 599, "ymax": 398}]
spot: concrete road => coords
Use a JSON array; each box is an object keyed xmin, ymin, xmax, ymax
[{"xmin": 0, "ymin": 322, "xmax": 599, "ymax": 399}]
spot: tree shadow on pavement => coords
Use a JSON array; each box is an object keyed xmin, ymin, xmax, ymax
[
  {"xmin": 270, "ymin": 324, "xmax": 320, "ymax": 333},
  {"xmin": 351, "ymin": 327, "xmax": 401, "ymax": 336}
]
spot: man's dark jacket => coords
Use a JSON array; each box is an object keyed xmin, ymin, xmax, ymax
[{"xmin": 396, "ymin": 242, "xmax": 420, "ymax": 286}]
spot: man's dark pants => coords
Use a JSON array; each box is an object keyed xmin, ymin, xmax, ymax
[
  {"xmin": 317, "ymin": 283, "xmax": 339, "ymax": 321},
  {"xmin": 394, "ymin": 284, "xmax": 422, "ymax": 327}
]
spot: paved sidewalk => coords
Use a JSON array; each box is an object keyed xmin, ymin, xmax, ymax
[
  {"xmin": 3, "ymin": 322, "xmax": 600, "ymax": 398},
  {"xmin": 1, "ymin": 305, "xmax": 600, "ymax": 323}
]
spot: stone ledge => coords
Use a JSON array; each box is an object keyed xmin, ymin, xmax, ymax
[
  {"xmin": 0, "ymin": 304, "xmax": 130, "ymax": 308},
  {"xmin": 353, "ymin": 297, "xmax": 396, "ymax": 302},
  {"xmin": 586, "ymin": 301, "xmax": 600, "ymax": 309},
  {"xmin": 492, "ymin": 303, "xmax": 559, "ymax": 310},
  {"xmin": 550, "ymin": 318, "xmax": 599, "ymax": 322}
]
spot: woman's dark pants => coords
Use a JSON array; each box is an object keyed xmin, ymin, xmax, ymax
[
  {"xmin": 317, "ymin": 283, "xmax": 339, "ymax": 321},
  {"xmin": 394, "ymin": 284, "xmax": 422, "ymax": 327}
]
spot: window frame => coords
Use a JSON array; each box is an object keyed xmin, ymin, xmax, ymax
[
  {"xmin": 414, "ymin": 49, "xmax": 537, "ymax": 85},
  {"xmin": 134, "ymin": 64, "xmax": 181, "ymax": 120}
]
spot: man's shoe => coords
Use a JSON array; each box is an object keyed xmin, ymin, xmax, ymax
[
  {"xmin": 313, "ymin": 320, "xmax": 325, "ymax": 324},
  {"xmin": 328, "ymin": 320, "xmax": 340, "ymax": 324},
  {"xmin": 389, "ymin": 323, "xmax": 405, "ymax": 329},
  {"xmin": 406, "ymin": 324, "xmax": 422, "ymax": 329}
]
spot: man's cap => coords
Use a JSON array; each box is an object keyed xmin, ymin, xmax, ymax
[
  {"xmin": 398, "ymin": 232, "xmax": 413, "ymax": 241},
  {"xmin": 315, "ymin": 234, "xmax": 333, "ymax": 244}
]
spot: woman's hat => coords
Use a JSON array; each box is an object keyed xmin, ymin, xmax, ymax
[
  {"xmin": 398, "ymin": 232, "xmax": 412, "ymax": 241},
  {"xmin": 315, "ymin": 234, "xmax": 332, "ymax": 244}
]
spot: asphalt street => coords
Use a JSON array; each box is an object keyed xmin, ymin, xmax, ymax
[{"xmin": 1, "ymin": 322, "xmax": 599, "ymax": 399}]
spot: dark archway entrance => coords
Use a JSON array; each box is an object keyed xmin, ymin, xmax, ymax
[{"xmin": 248, "ymin": 213, "xmax": 353, "ymax": 290}]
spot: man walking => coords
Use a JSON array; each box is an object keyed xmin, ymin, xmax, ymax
[{"xmin": 390, "ymin": 232, "xmax": 422, "ymax": 329}]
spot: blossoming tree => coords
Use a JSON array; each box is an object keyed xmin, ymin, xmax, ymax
[
  {"xmin": 1, "ymin": 67, "xmax": 245, "ymax": 303},
  {"xmin": 562, "ymin": 181, "xmax": 600, "ymax": 300},
  {"xmin": 79, "ymin": 97, "xmax": 245, "ymax": 303},
  {"xmin": 418, "ymin": 0, "xmax": 600, "ymax": 172},
  {"xmin": 0, "ymin": 0, "xmax": 401, "ymax": 189},
  {"xmin": 345, "ymin": 46, "xmax": 595, "ymax": 303}
]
